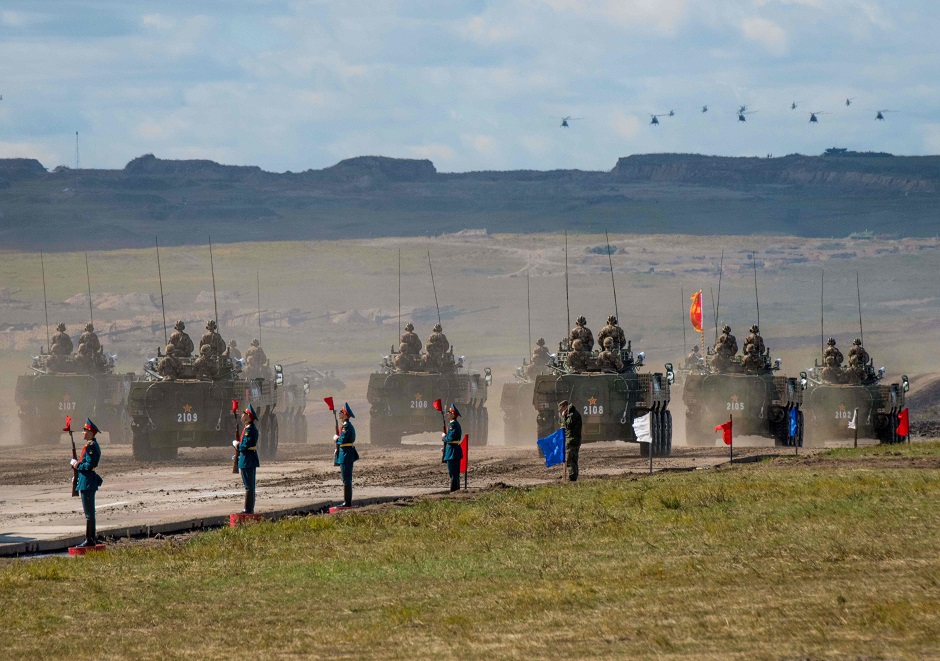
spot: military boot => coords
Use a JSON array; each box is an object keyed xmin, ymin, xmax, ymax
[
  {"xmin": 342, "ymin": 483, "xmax": 352, "ymax": 507},
  {"xmin": 246, "ymin": 492, "xmax": 256, "ymax": 514},
  {"xmin": 76, "ymin": 521, "xmax": 93, "ymax": 548},
  {"xmin": 240, "ymin": 492, "xmax": 251, "ymax": 514}
]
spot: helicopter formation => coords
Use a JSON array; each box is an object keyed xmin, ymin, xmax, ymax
[{"xmin": 562, "ymin": 97, "xmax": 898, "ymax": 128}]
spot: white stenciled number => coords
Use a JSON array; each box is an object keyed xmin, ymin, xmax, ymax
[
  {"xmin": 177, "ymin": 412, "xmax": 198, "ymax": 422},
  {"xmin": 727, "ymin": 402, "xmax": 745, "ymax": 411},
  {"xmin": 58, "ymin": 401, "xmax": 76, "ymax": 411},
  {"xmin": 834, "ymin": 410, "xmax": 851, "ymax": 419},
  {"xmin": 582, "ymin": 405, "xmax": 604, "ymax": 415},
  {"xmin": 410, "ymin": 400, "xmax": 428, "ymax": 409}
]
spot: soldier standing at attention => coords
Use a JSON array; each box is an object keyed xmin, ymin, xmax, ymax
[
  {"xmin": 233, "ymin": 404, "xmax": 260, "ymax": 514},
  {"xmin": 558, "ymin": 400, "xmax": 582, "ymax": 482},
  {"xmin": 168, "ymin": 320, "xmax": 194, "ymax": 357},
  {"xmin": 569, "ymin": 316, "xmax": 594, "ymax": 351},
  {"xmin": 228, "ymin": 339, "xmax": 241, "ymax": 362},
  {"xmin": 69, "ymin": 418, "xmax": 103, "ymax": 548},
  {"xmin": 334, "ymin": 403, "xmax": 359, "ymax": 506},
  {"xmin": 441, "ymin": 404, "xmax": 463, "ymax": 492},
  {"xmin": 597, "ymin": 315, "xmax": 626, "ymax": 351},
  {"xmin": 200, "ymin": 319, "xmax": 226, "ymax": 356},
  {"xmin": 51, "ymin": 323, "xmax": 73, "ymax": 355},
  {"xmin": 401, "ymin": 322, "xmax": 422, "ymax": 356}
]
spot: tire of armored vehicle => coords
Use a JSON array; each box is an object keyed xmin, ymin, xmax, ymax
[
  {"xmin": 15, "ymin": 354, "xmax": 135, "ymax": 446},
  {"xmin": 801, "ymin": 365, "xmax": 908, "ymax": 446},
  {"xmin": 367, "ymin": 355, "xmax": 492, "ymax": 447},
  {"xmin": 127, "ymin": 355, "xmax": 283, "ymax": 461},
  {"xmin": 532, "ymin": 347, "xmax": 673, "ymax": 457},
  {"xmin": 683, "ymin": 354, "xmax": 803, "ymax": 447}
]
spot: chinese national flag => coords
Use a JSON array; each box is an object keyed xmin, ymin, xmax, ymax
[
  {"xmin": 459, "ymin": 434, "xmax": 469, "ymax": 473},
  {"xmin": 715, "ymin": 419, "xmax": 732, "ymax": 445},
  {"xmin": 896, "ymin": 408, "xmax": 909, "ymax": 437},
  {"xmin": 690, "ymin": 289, "xmax": 703, "ymax": 333}
]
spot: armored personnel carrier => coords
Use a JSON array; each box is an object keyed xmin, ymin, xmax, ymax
[
  {"xmin": 127, "ymin": 350, "xmax": 284, "ymax": 460},
  {"xmin": 800, "ymin": 360, "xmax": 909, "ymax": 446},
  {"xmin": 683, "ymin": 346, "xmax": 803, "ymax": 447},
  {"xmin": 15, "ymin": 352, "xmax": 135, "ymax": 445},
  {"xmin": 532, "ymin": 339, "xmax": 674, "ymax": 457},
  {"xmin": 500, "ymin": 357, "xmax": 554, "ymax": 445},
  {"xmin": 367, "ymin": 347, "xmax": 492, "ymax": 446}
]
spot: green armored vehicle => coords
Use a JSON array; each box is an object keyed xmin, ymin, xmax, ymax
[
  {"xmin": 800, "ymin": 351, "xmax": 908, "ymax": 446},
  {"xmin": 15, "ymin": 351, "xmax": 135, "ymax": 445},
  {"xmin": 532, "ymin": 339, "xmax": 674, "ymax": 457},
  {"xmin": 273, "ymin": 360, "xmax": 345, "ymax": 444},
  {"xmin": 128, "ymin": 350, "xmax": 285, "ymax": 460},
  {"xmin": 683, "ymin": 343, "xmax": 803, "ymax": 447},
  {"xmin": 368, "ymin": 347, "xmax": 492, "ymax": 447},
  {"xmin": 500, "ymin": 352, "xmax": 553, "ymax": 445}
]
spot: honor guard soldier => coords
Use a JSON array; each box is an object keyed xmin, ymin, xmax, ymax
[
  {"xmin": 334, "ymin": 402, "xmax": 359, "ymax": 506},
  {"xmin": 200, "ymin": 319, "xmax": 226, "ymax": 356},
  {"xmin": 558, "ymin": 400, "xmax": 582, "ymax": 482},
  {"xmin": 70, "ymin": 418, "xmax": 104, "ymax": 548},
  {"xmin": 597, "ymin": 315, "xmax": 626, "ymax": 351},
  {"xmin": 569, "ymin": 316, "xmax": 594, "ymax": 351},
  {"xmin": 233, "ymin": 404, "xmax": 260, "ymax": 514},
  {"xmin": 441, "ymin": 403, "xmax": 463, "ymax": 492},
  {"xmin": 168, "ymin": 320, "xmax": 194, "ymax": 357}
]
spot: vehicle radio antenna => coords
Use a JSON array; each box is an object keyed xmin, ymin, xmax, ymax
[
  {"xmin": 257, "ymin": 270, "xmax": 262, "ymax": 345},
  {"xmin": 427, "ymin": 250, "xmax": 441, "ymax": 326},
  {"xmin": 820, "ymin": 269, "xmax": 825, "ymax": 360},
  {"xmin": 564, "ymin": 230, "xmax": 571, "ymax": 333},
  {"xmin": 715, "ymin": 250, "xmax": 724, "ymax": 341},
  {"xmin": 605, "ymin": 231, "xmax": 619, "ymax": 319},
  {"xmin": 84, "ymin": 252, "xmax": 93, "ymax": 325},
  {"xmin": 856, "ymin": 271, "xmax": 864, "ymax": 346},
  {"xmin": 526, "ymin": 269, "xmax": 532, "ymax": 354},
  {"xmin": 398, "ymin": 249, "xmax": 402, "ymax": 344},
  {"xmin": 155, "ymin": 237, "xmax": 168, "ymax": 345},
  {"xmin": 680, "ymin": 286, "xmax": 687, "ymax": 352},
  {"xmin": 40, "ymin": 251, "xmax": 50, "ymax": 352},
  {"xmin": 752, "ymin": 252, "xmax": 760, "ymax": 330},
  {"xmin": 208, "ymin": 236, "xmax": 219, "ymax": 328}
]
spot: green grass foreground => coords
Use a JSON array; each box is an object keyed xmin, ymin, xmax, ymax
[{"xmin": 5, "ymin": 446, "xmax": 940, "ymax": 659}]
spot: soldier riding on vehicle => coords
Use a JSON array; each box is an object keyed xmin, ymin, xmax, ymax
[
  {"xmin": 244, "ymin": 338, "xmax": 269, "ymax": 379},
  {"xmin": 51, "ymin": 323, "xmax": 73, "ymax": 355},
  {"xmin": 228, "ymin": 339, "xmax": 241, "ymax": 362},
  {"xmin": 686, "ymin": 344, "xmax": 703, "ymax": 368},
  {"xmin": 712, "ymin": 324, "xmax": 738, "ymax": 372},
  {"xmin": 597, "ymin": 337, "xmax": 624, "ymax": 373},
  {"xmin": 158, "ymin": 344, "xmax": 182, "ymax": 381},
  {"xmin": 426, "ymin": 323, "xmax": 451, "ymax": 373},
  {"xmin": 200, "ymin": 320, "xmax": 226, "ymax": 356},
  {"xmin": 400, "ymin": 322, "xmax": 422, "ymax": 357},
  {"xmin": 566, "ymin": 339, "xmax": 589, "ymax": 373},
  {"xmin": 193, "ymin": 344, "xmax": 218, "ymax": 379},
  {"xmin": 168, "ymin": 320, "xmax": 194, "ymax": 358},
  {"xmin": 394, "ymin": 342, "xmax": 421, "ymax": 372},
  {"xmin": 597, "ymin": 315, "xmax": 626, "ymax": 351},
  {"xmin": 821, "ymin": 337, "xmax": 845, "ymax": 383},
  {"xmin": 569, "ymin": 316, "xmax": 594, "ymax": 351},
  {"xmin": 847, "ymin": 338, "xmax": 870, "ymax": 383},
  {"xmin": 742, "ymin": 324, "xmax": 765, "ymax": 371},
  {"xmin": 525, "ymin": 338, "xmax": 552, "ymax": 379}
]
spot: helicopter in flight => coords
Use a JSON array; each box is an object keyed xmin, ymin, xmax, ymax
[
  {"xmin": 791, "ymin": 101, "xmax": 800, "ymax": 110},
  {"xmin": 650, "ymin": 113, "xmax": 669, "ymax": 125},
  {"xmin": 560, "ymin": 116, "xmax": 582, "ymax": 128},
  {"xmin": 874, "ymin": 109, "xmax": 896, "ymax": 121},
  {"xmin": 738, "ymin": 109, "xmax": 757, "ymax": 122},
  {"xmin": 701, "ymin": 105, "xmax": 708, "ymax": 113},
  {"xmin": 845, "ymin": 97, "xmax": 855, "ymax": 107},
  {"xmin": 808, "ymin": 111, "xmax": 828, "ymax": 123}
]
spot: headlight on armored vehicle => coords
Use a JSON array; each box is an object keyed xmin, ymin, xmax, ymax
[
  {"xmin": 636, "ymin": 351, "xmax": 645, "ymax": 366},
  {"xmin": 902, "ymin": 375, "xmax": 910, "ymax": 392},
  {"xmin": 774, "ymin": 358, "xmax": 782, "ymax": 369},
  {"xmin": 878, "ymin": 367, "xmax": 885, "ymax": 379}
]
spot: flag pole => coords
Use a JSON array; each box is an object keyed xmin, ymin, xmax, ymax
[
  {"xmin": 854, "ymin": 408, "xmax": 858, "ymax": 448},
  {"xmin": 729, "ymin": 413, "xmax": 733, "ymax": 465},
  {"xmin": 649, "ymin": 435, "xmax": 653, "ymax": 475},
  {"xmin": 464, "ymin": 435, "xmax": 468, "ymax": 491}
]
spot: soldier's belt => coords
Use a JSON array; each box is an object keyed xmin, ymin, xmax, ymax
[
  {"xmin": 244, "ymin": 446, "xmax": 257, "ymax": 451},
  {"xmin": 444, "ymin": 440, "xmax": 461, "ymax": 444},
  {"xmin": 339, "ymin": 443, "xmax": 355, "ymax": 447}
]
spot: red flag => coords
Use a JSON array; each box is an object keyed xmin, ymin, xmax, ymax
[
  {"xmin": 690, "ymin": 290, "xmax": 703, "ymax": 333},
  {"xmin": 63, "ymin": 416, "xmax": 72, "ymax": 433},
  {"xmin": 715, "ymin": 419, "xmax": 732, "ymax": 445},
  {"xmin": 896, "ymin": 408, "xmax": 909, "ymax": 437},
  {"xmin": 231, "ymin": 399, "xmax": 239, "ymax": 414},
  {"xmin": 324, "ymin": 396, "xmax": 334, "ymax": 411},
  {"xmin": 432, "ymin": 399, "xmax": 443, "ymax": 412},
  {"xmin": 459, "ymin": 434, "xmax": 469, "ymax": 473}
]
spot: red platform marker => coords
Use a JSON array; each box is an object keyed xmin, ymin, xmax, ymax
[
  {"xmin": 68, "ymin": 544, "xmax": 106, "ymax": 556},
  {"xmin": 329, "ymin": 505, "xmax": 354, "ymax": 514},
  {"xmin": 230, "ymin": 513, "xmax": 263, "ymax": 527}
]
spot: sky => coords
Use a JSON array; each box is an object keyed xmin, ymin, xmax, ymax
[{"xmin": 0, "ymin": 0, "xmax": 938, "ymax": 173}]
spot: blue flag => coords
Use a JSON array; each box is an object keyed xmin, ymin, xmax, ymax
[
  {"xmin": 537, "ymin": 429, "xmax": 566, "ymax": 467},
  {"xmin": 789, "ymin": 407, "xmax": 798, "ymax": 437}
]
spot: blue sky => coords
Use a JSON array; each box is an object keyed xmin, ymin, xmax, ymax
[{"xmin": 0, "ymin": 0, "xmax": 937, "ymax": 172}]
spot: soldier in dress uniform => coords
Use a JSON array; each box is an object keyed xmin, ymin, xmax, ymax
[
  {"xmin": 200, "ymin": 320, "xmax": 226, "ymax": 356},
  {"xmin": 69, "ymin": 418, "xmax": 104, "ymax": 548},
  {"xmin": 168, "ymin": 320, "xmax": 194, "ymax": 358},
  {"xmin": 441, "ymin": 403, "xmax": 463, "ymax": 492},
  {"xmin": 847, "ymin": 338, "xmax": 870, "ymax": 382},
  {"xmin": 566, "ymin": 339, "xmax": 589, "ymax": 373},
  {"xmin": 559, "ymin": 400, "xmax": 582, "ymax": 482},
  {"xmin": 51, "ymin": 323, "xmax": 73, "ymax": 355},
  {"xmin": 228, "ymin": 339, "xmax": 242, "ymax": 362},
  {"xmin": 597, "ymin": 315, "xmax": 626, "ymax": 351},
  {"xmin": 232, "ymin": 404, "xmax": 260, "ymax": 514},
  {"xmin": 742, "ymin": 324, "xmax": 766, "ymax": 371},
  {"xmin": 193, "ymin": 344, "xmax": 218, "ymax": 379},
  {"xmin": 569, "ymin": 316, "xmax": 594, "ymax": 351},
  {"xmin": 821, "ymin": 337, "xmax": 845, "ymax": 383},
  {"xmin": 712, "ymin": 324, "xmax": 738, "ymax": 372},
  {"xmin": 334, "ymin": 402, "xmax": 359, "ymax": 506},
  {"xmin": 400, "ymin": 322, "xmax": 422, "ymax": 356},
  {"xmin": 597, "ymin": 337, "xmax": 624, "ymax": 372}
]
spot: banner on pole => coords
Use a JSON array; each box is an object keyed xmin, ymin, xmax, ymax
[
  {"xmin": 689, "ymin": 289, "xmax": 703, "ymax": 333},
  {"xmin": 537, "ymin": 429, "xmax": 566, "ymax": 467},
  {"xmin": 715, "ymin": 419, "xmax": 732, "ymax": 445},
  {"xmin": 896, "ymin": 408, "xmax": 909, "ymax": 437},
  {"xmin": 633, "ymin": 412, "xmax": 652, "ymax": 444},
  {"xmin": 459, "ymin": 434, "xmax": 468, "ymax": 473}
]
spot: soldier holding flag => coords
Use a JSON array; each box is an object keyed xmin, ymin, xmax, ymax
[
  {"xmin": 233, "ymin": 405, "xmax": 260, "ymax": 514},
  {"xmin": 441, "ymin": 403, "xmax": 463, "ymax": 492},
  {"xmin": 69, "ymin": 418, "xmax": 103, "ymax": 548},
  {"xmin": 334, "ymin": 403, "xmax": 358, "ymax": 507}
]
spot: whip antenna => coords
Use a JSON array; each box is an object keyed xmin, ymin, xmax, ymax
[
  {"xmin": 526, "ymin": 269, "xmax": 532, "ymax": 354},
  {"xmin": 680, "ymin": 286, "xmax": 687, "ymax": 352},
  {"xmin": 257, "ymin": 270, "xmax": 262, "ymax": 345},
  {"xmin": 715, "ymin": 250, "xmax": 724, "ymax": 340},
  {"xmin": 856, "ymin": 271, "xmax": 864, "ymax": 346},
  {"xmin": 427, "ymin": 250, "xmax": 441, "ymax": 326},
  {"xmin": 752, "ymin": 252, "xmax": 760, "ymax": 330},
  {"xmin": 208, "ymin": 236, "xmax": 219, "ymax": 328},
  {"xmin": 710, "ymin": 286, "xmax": 717, "ymax": 341},
  {"xmin": 605, "ymin": 231, "xmax": 619, "ymax": 319},
  {"xmin": 820, "ymin": 269, "xmax": 825, "ymax": 360},
  {"xmin": 84, "ymin": 252, "xmax": 93, "ymax": 325},
  {"xmin": 398, "ymin": 249, "xmax": 402, "ymax": 344},
  {"xmin": 155, "ymin": 237, "xmax": 168, "ymax": 345},
  {"xmin": 564, "ymin": 230, "xmax": 571, "ymax": 333},
  {"xmin": 40, "ymin": 251, "xmax": 50, "ymax": 352}
]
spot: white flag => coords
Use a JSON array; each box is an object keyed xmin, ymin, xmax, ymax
[
  {"xmin": 633, "ymin": 412, "xmax": 652, "ymax": 444},
  {"xmin": 847, "ymin": 408, "xmax": 857, "ymax": 430}
]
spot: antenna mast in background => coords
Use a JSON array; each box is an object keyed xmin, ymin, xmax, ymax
[
  {"xmin": 40, "ymin": 251, "xmax": 50, "ymax": 352},
  {"xmin": 84, "ymin": 252, "xmax": 93, "ymax": 325},
  {"xmin": 155, "ymin": 237, "xmax": 168, "ymax": 345}
]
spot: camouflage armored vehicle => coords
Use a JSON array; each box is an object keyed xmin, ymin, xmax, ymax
[
  {"xmin": 368, "ymin": 347, "xmax": 492, "ymax": 446},
  {"xmin": 273, "ymin": 360, "xmax": 345, "ymax": 444},
  {"xmin": 800, "ymin": 359, "xmax": 909, "ymax": 446},
  {"xmin": 127, "ymin": 350, "xmax": 284, "ymax": 460},
  {"xmin": 15, "ymin": 351, "xmax": 135, "ymax": 445},
  {"xmin": 500, "ymin": 356, "xmax": 554, "ymax": 445},
  {"xmin": 683, "ymin": 346, "xmax": 803, "ymax": 447},
  {"xmin": 532, "ymin": 339, "xmax": 674, "ymax": 457}
]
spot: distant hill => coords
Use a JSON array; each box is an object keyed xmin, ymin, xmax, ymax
[{"xmin": 1, "ymin": 151, "xmax": 938, "ymax": 251}]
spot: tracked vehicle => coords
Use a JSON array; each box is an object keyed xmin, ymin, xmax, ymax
[
  {"xmin": 532, "ymin": 340, "xmax": 674, "ymax": 457},
  {"xmin": 683, "ymin": 348, "xmax": 803, "ymax": 446},
  {"xmin": 368, "ymin": 348, "xmax": 492, "ymax": 446},
  {"xmin": 15, "ymin": 352, "xmax": 135, "ymax": 445},
  {"xmin": 127, "ymin": 351, "xmax": 286, "ymax": 460},
  {"xmin": 800, "ymin": 361, "xmax": 908, "ymax": 445}
]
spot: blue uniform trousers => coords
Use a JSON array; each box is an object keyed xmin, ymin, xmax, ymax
[
  {"xmin": 447, "ymin": 458, "xmax": 461, "ymax": 492},
  {"xmin": 80, "ymin": 489, "xmax": 96, "ymax": 524}
]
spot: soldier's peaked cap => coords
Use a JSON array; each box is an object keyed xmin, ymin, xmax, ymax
[
  {"xmin": 448, "ymin": 403, "xmax": 461, "ymax": 417},
  {"xmin": 84, "ymin": 418, "xmax": 100, "ymax": 434},
  {"xmin": 558, "ymin": 400, "xmax": 570, "ymax": 410},
  {"xmin": 853, "ymin": 338, "xmax": 862, "ymax": 345},
  {"xmin": 244, "ymin": 404, "xmax": 258, "ymax": 421},
  {"xmin": 341, "ymin": 402, "xmax": 355, "ymax": 418}
]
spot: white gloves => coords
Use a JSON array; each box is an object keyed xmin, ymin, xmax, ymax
[
  {"xmin": 441, "ymin": 433, "xmax": 446, "ymax": 440},
  {"xmin": 232, "ymin": 440, "xmax": 239, "ymax": 447},
  {"xmin": 70, "ymin": 459, "xmax": 78, "ymax": 467},
  {"xmin": 333, "ymin": 434, "xmax": 339, "ymax": 441}
]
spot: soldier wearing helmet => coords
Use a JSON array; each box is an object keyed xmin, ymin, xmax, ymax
[
  {"xmin": 400, "ymin": 322, "xmax": 422, "ymax": 356},
  {"xmin": 821, "ymin": 337, "xmax": 845, "ymax": 383},
  {"xmin": 531, "ymin": 337, "xmax": 551, "ymax": 369},
  {"xmin": 425, "ymin": 323, "xmax": 450, "ymax": 372},
  {"xmin": 394, "ymin": 342, "xmax": 421, "ymax": 372},
  {"xmin": 847, "ymin": 338, "xmax": 870, "ymax": 382},
  {"xmin": 79, "ymin": 323, "xmax": 102, "ymax": 355},
  {"xmin": 244, "ymin": 338, "xmax": 269, "ymax": 379},
  {"xmin": 168, "ymin": 320, "xmax": 194, "ymax": 358},
  {"xmin": 158, "ymin": 344, "xmax": 182, "ymax": 381},
  {"xmin": 193, "ymin": 344, "xmax": 218, "ymax": 379},
  {"xmin": 228, "ymin": 339, "xmax": 242, "ymax": 362},
  {"xmin": 569, "ymin": 315, "xmax": 594, "ymax": 352},
  {"xmin": 200, "ymin": 319, "xmax": 226, "ymax": 357},
  {"xmin": 51, "ymin": 323, "xmax": 73, "ymax": 355},
  {"xmin": 742, "ymin": 324, "xmax": 765, "ymax": 371},
  {"xmin": 597, "ymin": 315, "xmax": 626, "ymax": 351},
  {"xmin": 566, "ymin": 338, "xmax": 589, "ymax": 373},
  {"xmin": 712, "ymin": 324, "xmax": 738, "ymax": 372},
  {"xmin": 686, "ymin": 344, "xmax": 703, "ymax": 368},
  {"xmin": 597, "ymin": 337, "xmax": 624, "ymax": 373}
]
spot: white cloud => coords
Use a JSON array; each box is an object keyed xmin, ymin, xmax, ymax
[
  {"xmin": 611, "ymin": 114, "xmax": 642, "ymax": 140},
  {"xmin": 141, "ymin": 14, "xmax": 174, "ymax": 30},
  {"xmin": 460, "ymin": 15, "xmax": 518, "ymax": 43},
  {"xmin": 740, "ymin": 16, "xmax": 788, "ymax": 56},
  {"xmin": 535, "ymin": 0, "xmax": 688, "ymax": 33},
  {"xmin": 463, "ymin": 134, "xmax": 497, "ymax": 156},
  {"xmin": 408, "ymin": 143, "xmax": 456, "ymax": 162},
  {"xmin": 0, "ymin": 141, "xmax": 57, "ymax": 164}
]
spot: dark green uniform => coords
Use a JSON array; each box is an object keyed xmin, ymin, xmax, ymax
[
  {"xmin": 237, "ymin": 421, "xmax": 260, "ymax": 513},
  {"xmin": 563, "ymin": 406, "xmax": 582, "ymax": 481},
  {"xmin": 75, "ymin": 438, "xmax": 103, "ymax": 546},
  {"xmin": 334, "ymin": 419, "xmax": 359, "ymax": 506},
  {"xmin": 442, "ymin": 418, "xmax": 463, "ymax": 492}
]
